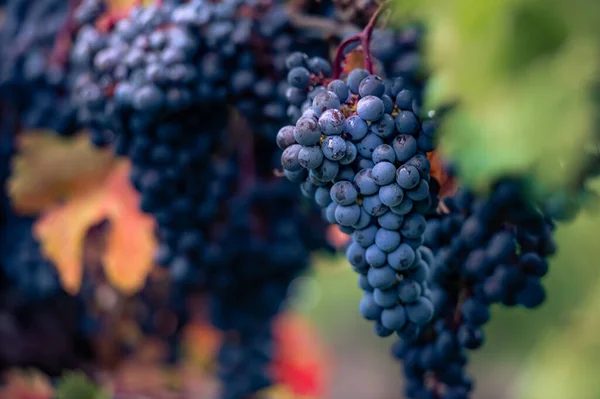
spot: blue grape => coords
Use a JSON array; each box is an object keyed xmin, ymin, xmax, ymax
[
  {"xmin": 395, "ymin": 111, "xmax": 420, "ymax": 135},
  {"xmin": 405, "ymin": 297, "xmax": 434, "ymax": 325},
  {"xmin": 312, "ymin": 90, "xmax": 341, "ymax": 117},
  {"xmin": 358, "ymin": 159, "xmax": 375, "ymax": 170},
  {"xmin": 378, "ymin": 211, "xmax": 404, "ymax": 230},
  {"xmin": 276, "ymin": 125, "xmax": 296, "ymax": 149},
  {"xmin": 335, "ymin": 166, "xmax": 356, "ymax": 183},
  {"xmin": 325, "ymin": 202, "xmax": 338, "ymax": 224},
  {"xmin": 370, "ymin": 114, "xmax": 396, "ymax": 138},
  {"xmin": 335, "ymin": 204, "xmax": 361, "ymax": 226},
  {"xmin": 382, "ymin": 94, "xmax": 394, "ymax": 114},
  {"xmin": 339, "ymin": 141, "xmax": 358, "ymax": 165},
  {"xmin": 313, "ymin": 159, "xmax": 339, "ymax": 181},
  {"xmin": 294, "ymin": 117, "xmax": 321, "ymax": 145},
  {"xmin": 396, "ymin": 89, "xmax": 415, "ymax": 110},
  {"xmin": 401, "ymin": 213, "xmax": 427, "ymax": 239},
  {"xmin": 372, "ymin": 162, "xmax": 397, "ymax": 186},
  {"xmin": 307, "ymin": 57, "xmax": 332, "ymax": 76},
  {"xmin": 353, "ymin": 208, "xmax": 372, "ymax": 229},
  {"xmin": 397, "ymin": 279, "xmax": 422, "ymax": 303},
  {"xmin": 330, "ymin": 181, "xmax": 358, "ymax": 205},
  {"xmin": 318, "ymin": 108, "xmax": 345, "ymax": 135},
  {"xmin": 345, "ymin": 115, "xmax": 368, "ymax": 141},
  {"xmin": 314, "ymin": 186, "xmax": 332, "ymax": 207},
  {"xmin": 286, "ymin": 87, "xmax": 306, "ymax": 106},
  {"xmin": 486, "ymin": 231, "xmax": 517, "ymax": 263},
  {"xmin": 354, "ymin": 225, "xmax": 378, "ymax": 248},
  {"xmin": 359, "ymin": 75, "xmax": 385, "ymax": 98},
  {"xmin": 298, "ymin": 146, "xmax": 324, "ymax": 170},
  {"xmin": 457, "ymin": 325, "xmax": 484, "ymax": 349},
  {"xmin": 321, "ymin": 136, "xmax": 347, "ymax": 160},
  {"xmin": 354, "ymin": 169, "xmax": 379, "ymax": 196},
  {"xmin": 357, "ymin": 133, "xmax": 384, "ymax": 159},
  {"xmin": 461, "ymin": 298, "xmax": 490, "ymax": 326},
  {"xmin": 284, "ymin": 169, "xmax": 307, "ymax": 182},
  {"xmin": 327, "ymin": 79, "xmax": 349, "ymax": 102},
  {"xmin": 363, "ymin": 194, "xmax": 389, "ymax": 216},
  {"xmin": 379, "ymin": 183, "xmax": 405, "ymax": 207},
  {"xmin": 374, "ymin": 288, "xmax": 400, "ymax": 308},
  {"xmin": 516, "ymin": 277, "xmax": 545, "ymax": 308},
  {"xmin": 348, "ymin": 68, "xmax": 370, "ymax": 94},
  {"xmin": 396, "ymin": 165, "xmax": 420, "ymax": 189},
  {"xmin": 375, "ymin": 228, "xmax": 402, "ymax": 252},
  {"xmin": 393, "ymin": 134, "xmax": 418, "ymax": 163},
  {"xmin": 406, "ymin": 179, "xmax": 430, "ymax": 201},
  {"xmin": 287, "ymin": 66, "xmax": 311, "ymax": 88},
  {"xmin": 359, "ymin": 274, "xmax": 374, "ymax": 292},
  {"xmin": 372, "ymin": 144, "xmax": 396, "ymax": 164},
  {"xmin": 381, "ymin": 305, "xmax": 407, "ymax": 330},
  {"xmin": 357, "ymin": 96, "xmax": 385, "ymax": 121},
  {"xmin": 388, "ymin": 243, "xmax": 416, "ymax": 271},
  {"xmin": 346, "ymin": 242, "xmax": 367, "ymax": 269},
  {"xmin": 367, "ymin": 265, "xmax": 397, "ymax": 289},
  {"xmin": 366, "ymin": 244, "xmax": 387, "ymax": 268},
  {"xmin": 405, "ymin": 154, "xmax": 431, "ymax": 178},
  {"xmin": 281, "ymin": 144, "xmax": 302, "ymax": 172},
  {"xmin": 359, "ymin": 293, "xmax": 383, "ymax": 321}
]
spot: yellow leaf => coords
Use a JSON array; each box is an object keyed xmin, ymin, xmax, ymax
[
  {"xmin": 35, "ymin": 161, "xmax": 156, "ymax": 295},
  {"xmin": 9, "ymin": 131, "xmax": 114, "ymax": 215},
  {"xmin": 101, "ymin": 162, "xmax": 157, "ymax": 294}
]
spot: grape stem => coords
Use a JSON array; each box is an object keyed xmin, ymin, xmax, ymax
[{"xmin": 332, "ymin": 1, "xmax": 390, "ymax": 79}]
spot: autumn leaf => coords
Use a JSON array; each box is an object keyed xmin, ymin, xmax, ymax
[
  {"xmin": 342, "ymin": 50, "xmax": 366, "ymax": 75},
  {"xmin": 0, "ymin": 369, "xmax": 53, "ymax": 399},
  {"xmin": 272, "ymin": 313, "xmax": 331, "ymax": 398},
  {"xmin": 428, "ymin": 151, "xmax": 458, "ymax": 200},
  {"xmin": 35, "ymin": 161, "xmax": 156, "ymax": 295},
  {"xmin": 9, "ymin": 131, "xmax": 114, "ymax": 215}
]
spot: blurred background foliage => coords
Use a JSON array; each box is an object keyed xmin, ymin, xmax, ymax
[{"xmin": 392, "ymin": 0, "xmax": 600, "ymax": 193}]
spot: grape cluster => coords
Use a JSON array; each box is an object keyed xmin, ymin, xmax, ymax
[
  {"xmin": 0, "ymin": 0, "xmax": 81, "ymax": 135},
  {"xmin": 392, "ymin": 181, "xmax": 556, "ymax": 398},
  {"xmin": 69, "ymin": 2, "xmax": 332, "ymax": 397},
  {"xmin": 279, "ymin": 53, "xmax": 440, "ymax": 336}
]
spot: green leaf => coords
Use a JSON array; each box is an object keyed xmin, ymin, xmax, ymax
[{"xmin": 55, "ymin": 372, "xmax": 110, "ymax": 399}]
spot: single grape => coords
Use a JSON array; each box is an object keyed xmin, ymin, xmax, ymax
[
  {"xmin": 276, "ymin": 125, "xmax": 296, "ymax": 149},
  {"xmin": 366, "ymin": 244, "xmax": 387, "ymax": 268},
  {"xmin": 393, "ymin": 134, "xmax": 418, "ymax": 163},
  {"xmin": 348, "ymin": 68, "xmax": 370, "ymax": 94},
  {"xmin": 359, "ymin": 292, "xmax": 383, "ymax": 320},
  {"xmin": 375, "ymin": 228, "xmax": 402, "ymax": 253},
  {"xmin": 318, "ymin": 108, "xmax": 345, "ymax": 136},
  {"xmin": 387, "ymin": 241, "xmax": 415, "ymax": 270},
  {"xmin": 354, "ymin": 225, "xmax": 378, "ymax": 248},
  {"xmin": 281, "ymin": 144, "xmax": 302, "ymax": 172},
  {"xmin": 359, "ymin": 75, "xmax": 385, "ymax": 98},
  {"xmin": 378, "ymin": 211, "xmax": 404, "ymax": 230},
  {"xmin": 395, "ymin": 111, "xmax": 420, "ymax": 135},
  {"xmin": 335, "ymin": 204, "xmax": 361, "ymax": 226},
  {"xmin": 287, "ymin": 66, "xmax": 311, "ymax": 89},
  {"xmin": 381, "ymin": 305, "xmax": 407, "ymax": 330},
  {"xmin": 314, "ymin": 186, "xmax": 332, "ymax": 207},
  {"xmin": 357, "ymin": 96, "xmax": 385, "ymax": 121},
  {"xmin": 379, "ymin": 183, "xmax": 405, "ymax": 207},
  {"xmin": 339, "ymin": 141, "xmax": 358, "ymax": 165},
  {"xmin": 346, "ymin": 242, "xmax": 367, "ymax": 268},
  {"xmin": 345, "ymin": 115, "xmax": 369, "ymax": 141},
  {"xmin": 330, "ymin": 181, "xmax": 358, "ymax": 205},
  {"xmin": 294, "ymin": 117, "xmax": 321, "ymax": 145},
  {"xmin": 370, "ymin": 114, "xmax": 395, "ymax": 138},
  {"xmin": 327, "ymin": 79, "xmax": 349, "ymax": 102},
  {"xmin": 363, "ymin": 194, "xmax": 389, "ymax": 216},
  {"xmin": 406, "ymin": 179, "xmax": 430, "ymax": 201},
  {"xmin": 321, "ymin": 135, "xmax": 347, "ymax": 160},
  {"xmin": 312, "ymin": 90, "xmax": 341, "ymax": 117},
  {"xmin": 397, "ymin": 279, "xmax": 422, "ymax": 303},
  {"xmin": 395, "ymin": 89, "xmax": 415, "ymax": 110},
  {"xmin": 372, "ymin": 144, "xmax": 396, "ymax": 164},
  {"xmin": 354, "ymin": 169, "xmax": 379, "ymax": 196},
  {"xmin": 405, "ymin": 297, "xmax": 434, "ymax": 325},
  {"xmin": 396, "ymin": 165, "xmax": 420, "ymax": 189},
  {"xmin": 367, "ymin": 265, "xmax": 397, "ymax": 289},
  {"xmin": 374, "ymin": 288, "xmax": 399, "ymax": 308},
  {"xmin": 400, "ymin": 213, "xmax": 427, "ymax": 239},
  {"xmin": 298, "ymin": 145, "xmax": 324, "ymax": 170},
  {"xmin": 357, "ymin": 133, "xmax": 384, "ymax": 159}
]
